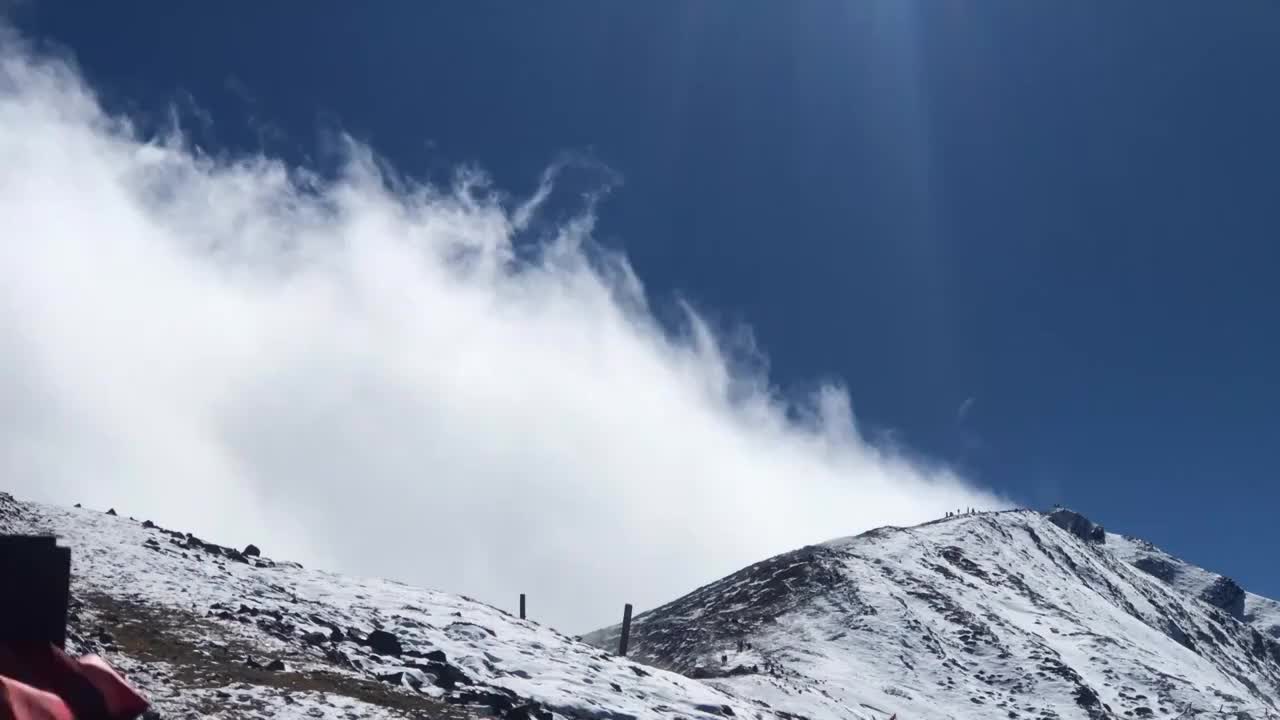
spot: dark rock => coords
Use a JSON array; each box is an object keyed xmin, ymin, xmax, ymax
[
  {"xmin": 453, "ymin": 688, "xmax": 519, "ymax": 715},
  {"xmin": 1200, "ymin": 576, "xmax": 1246, "ymax": 620},
  {"xmin": 243, "ymin": 544, "xmax": 261, "ymax": 557},
  {"xmin": 105, "ymin": 508, "xmax": 117, "ymax": 516},
  {"xmin": 244, "ymin": 658, "xmax": 262, "ymax": 669},
  {"xmin": 226, "ymin": 550, "xmax": 248, "ymax": 563},
  {"xmin": 1046, "ymin": 509, "xmax": 1105, "ymax": 544},
  {"xmin": 74, "ymin": 503, "xmax": 82, "ymax": 508},
  {"xmin": 366, "ymin": 629, "xmax": 403, "ymax": 656},
  {"xmin": 377, "ymin": 671, "xmax": 406, "ymax": 686},
  {"xmin": 266, "ymin": 659, "xmax": 285, "ymax": 672},
  {"xmin": 407, "ymin": 660, "xmax": 470, "ymax": 690},
  {"xmin": 505, "ymin": 704, "xmax": 553, "ymax": 720},
  {"xmin": 302, "ymin": 631, "xmax": 328, "ymax": 646},
  {"xmin": 1132, "ymin": 556, "xmax": 1179, "ymax": 583},
  {"xmin": 142, "ymin": 520, "xmax": 155, "ymax": 529},
  {"xmin": 424, "ymin": 649, "xmax": 448, "ymax": 663},
  {"xmin": 324, "ymin": 647, "xmax": 355, "ymax": 669}
]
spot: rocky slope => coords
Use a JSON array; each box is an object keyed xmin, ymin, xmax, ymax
[
  {"xmin": 584, "ymin": 509, "xmax": 1280, "ymax": 720},
  {"xmin": 0, "ymin": 492, "xmax": 787, "ymax": 720}
]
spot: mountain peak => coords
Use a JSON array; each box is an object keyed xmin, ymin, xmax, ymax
[{"xmin": 586, "ymin": 509, "xmax": 1280, "ymax": 719}]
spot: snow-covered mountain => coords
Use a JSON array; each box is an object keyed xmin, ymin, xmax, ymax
[
  {"xmin": 583, "ymin": 509, "xmax": 1280, "ymax": 720},
  {"xmin": 0, "ymin": 492, "xmax": 786, "ymax": 720},
  {"xmin": 6, "ymin": 489, "xmax": 1278, "ymax": 720}
]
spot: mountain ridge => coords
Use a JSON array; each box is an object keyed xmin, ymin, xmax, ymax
[{"xmin": 584, "ymin": 509, "xmax": 1280, "ymax": 720}]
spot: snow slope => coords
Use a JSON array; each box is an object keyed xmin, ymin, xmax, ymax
[
  {"xmin": 1106, "ymin": 532, "xmax": 1280, "ymax": 642},
  {"xmin": 0, "ymin": 492, "xmax": 786, "ymax": 720},
  {"xmin": 585, "ymin": 510, "xmax": 1280, "ymax": 720}
]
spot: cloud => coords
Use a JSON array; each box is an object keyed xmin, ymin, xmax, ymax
[
  {"xmin": 0, "ymin": 35, "xmax": 1005, "ymax": 632},
  {"xmin": 957, "ymin": 396, "xmax": 976, "ymax": 422}
]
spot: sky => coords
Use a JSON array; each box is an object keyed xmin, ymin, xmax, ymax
[{"xmin": 2, "ymin": 3, "xmax": 1278, "ymax": 630}]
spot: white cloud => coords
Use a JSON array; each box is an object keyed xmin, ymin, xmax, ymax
[{"xmin": 0, "ymin": 36, "xmax": 1005, "ymax": 632}]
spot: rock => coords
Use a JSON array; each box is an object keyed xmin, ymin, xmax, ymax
[
  {"xmin": 453, "ymin": 688, "xmax": 518, "ymax": 715},
  {"xmin": 243, "ymin": 544, "xmax": 261, "ymax": 557},
  {"xmin": 1200, "ymin": 576, "xmax": 1246, "ymax": 620},
  {"xmin": 410, "ymin": 660, "xmax": 470, "ymax": 690},
  {"xmin": 1046, "ymin": 509, "xmax": 1105, "ymax": 544},
  {"xmin": 324, "ymin": 647, "xmax": 355, "ymax": 669},
  {"xmin": 244, "ymin": 658, "xmax": 262, "ymax": 669},
  {"xmin": 303, "ymin": 631, "xmax": 328, "ymax": 646},
  {"xmin": 226, "ymin": 550, "xmax": 248, "ymax": 563},
  {"xmin": 142, "ymin": 520, "xmax": 155, "ymax": 529},
  {"xmin": 366, "ymin": 629, "xmax": 402, "ymax": 656},
  {"xmin": 265, "ymin": 659, "xmax": 285, "ymax": 672},
  {"xmin": 377, "ymin": 671, "xmax": 406, "ymax": 686},
  {"xmin": 74, "ymin": 503, "xmax": 82, "ymax": 508},
  {"xmin": 506, "ymin": 706, "xmax": 553, "ymax": 720},
  {"xmin": 105, "ymin": 508, "xmax": 117, "ymax": 516}
]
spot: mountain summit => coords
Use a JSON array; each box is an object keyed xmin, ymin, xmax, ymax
[{"xmin": 584, "ymin": 509, "xmax": 1280, "ymax": 719}]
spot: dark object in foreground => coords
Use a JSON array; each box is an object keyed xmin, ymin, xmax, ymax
[
  {"xmin": 0, "ymin": 534, "xmax": 149, "ymax": 720},
  {"xmin": 0, "ymin": 535, "xmax": 71, "ymax": 649}
]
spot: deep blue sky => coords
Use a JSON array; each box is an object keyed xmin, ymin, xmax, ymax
[{"xmin": 10, "ymin": 3, "xmax": 1280, "ymax": 597}]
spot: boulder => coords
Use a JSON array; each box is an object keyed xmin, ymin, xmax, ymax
[
  {"xmin": 1046, "ymin": 509, "xmax": 1106, "ymax": 544},
  {"xmin": 243, "ymin": 544, "xmax": 261, "ymax": 557},
  {"xmin": 1200, "ymin": 576, "xmax": 1246, "ymax": 621},
  {"xmin": 105, "ymin": 508, "xmax": 117, "ymax": 516},
  {"xmin": 366, "ymin": 629, "xmax": 403, "ymax": 656}
]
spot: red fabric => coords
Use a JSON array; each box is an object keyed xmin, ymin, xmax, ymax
[
  {"xmin": 65, "ymin": 658, "xmax": 146, "ymax": 720},
  {"xmin": 0, "ymin": 643, "xmax": 146, "ymax": 720},
  {"xmin": 0, "ymin": 678, "xmax": 75, "ymax": 720}
]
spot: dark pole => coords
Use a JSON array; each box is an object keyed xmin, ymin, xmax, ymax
[
  {"xmin": 618, "ymin": 603, "xmax": 633, "ymax": 656},
  {"xmin": 519, "ymin": 593, "xmax": 526, "ymax": 620}
]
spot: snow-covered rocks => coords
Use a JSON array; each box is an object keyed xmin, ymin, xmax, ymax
[
  {"xmin": 0, "ymin": 492, "xmax": 790, "ymax": 720},
  {"xmin": 6, "ymin": 489, "xmax": 1279, "ymax": 720}
]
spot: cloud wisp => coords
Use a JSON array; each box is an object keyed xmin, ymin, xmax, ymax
[{"xmin": 0, "ymin": 37, "xmax": 1004, "ymax": 632}]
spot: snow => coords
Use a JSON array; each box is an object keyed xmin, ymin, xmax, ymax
[
  {"xmin": 0, "ymin": 493, "xmax": 786, "ymax": 720},
  {"xmin": 6, "ymin": 490, "xmax": 1279, "ymax": 720},
  {"xmin": 1107, "ymin": 530, "xmax": 1280, "ymax": 640},
  {"xmin": 587, "ymin": 510, "xmax": 1280, "ymax": 720}
]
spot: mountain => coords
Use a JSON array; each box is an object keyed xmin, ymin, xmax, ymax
[
  {"xmin": 583, "ymin": 509, "xmax": 1280, "ymax": 720},
  {"xmin": 0, "ymin": 492, "xmax": 786, "ymax": 720},
  {"xmin": 8, "ymin": 488, "xmax": 1278, "ymax": 720}
]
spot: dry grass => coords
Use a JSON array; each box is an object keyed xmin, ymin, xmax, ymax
[{"xmin": 78, "ymin": 590, "xmax": 481, "ymax": 720}]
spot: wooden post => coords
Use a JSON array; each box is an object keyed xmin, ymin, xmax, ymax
[
  {"xmin": 618, "ymin": 603, "xmax": 633, "ymax": 656},
  {"xmin": 519, "ymin": 593, "xmax": 526, "ymax": 620}
]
